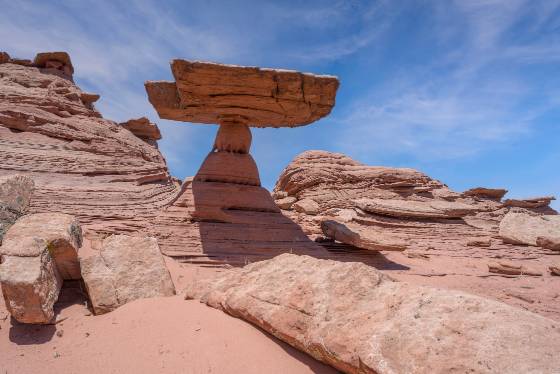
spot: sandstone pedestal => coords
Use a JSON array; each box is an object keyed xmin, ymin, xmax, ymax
[{"xmin": 145, "ymin": 60, "xmax": 340, "ymax": 264}]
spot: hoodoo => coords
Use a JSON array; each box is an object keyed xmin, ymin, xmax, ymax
[{"xmin": 145, "ymin": 60, "xmax": 341, "ymax": 263}]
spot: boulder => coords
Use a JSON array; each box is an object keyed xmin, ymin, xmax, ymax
[
  {"xmin": 536, "ymin": 235, "xmax": 560, "ymax": 250},
  {"xmin": 80, "ymin": 235, "xmax": 175, "ymax": 315},
  {"xmin": 293, "ymin": 198, "xmax": 320, "ymax": 215},
  {"xmin": 499, "ymin": 211, "xmax": 560, "ymax": 248},
  {"xmin": 321, "ymin": 219, "xmax": 406, "ymax": 251},
  {"xmin": 187, "ymin": 254, "xmax": 560, "ymax": 374},
  {"xmin": 33, "ymin": 51, "xmax": 74, "ymax": 76},
  {"xmin": 0, "ymin": 175, "xmax": 34, "ymax": 243},
  {"xmin": 119, "ymin": 117, "xmax": 162, "ymax": 141},
  {"xmin": 275, "ymin": 196, "xmax": 297, "ymax": 210},
  {"xmin": 0, "ymin": 213, "xmax": 81, "ymax": 324}
]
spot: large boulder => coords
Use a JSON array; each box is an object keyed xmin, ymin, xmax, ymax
[
  {"xmin": 80, "ymin": 235, "xmax": 175, "ymax": 315},
  {"xmin": 499, "ymin": 211, "xmax": 560, "ymax": 249},
  {"xmin": 0, "ymin": 213, "xmax": 82, "ymax": 324},
  {"xmin": 187, "ymin": 254, "xmax": 560, "ymax": 374},
  {"xmin": 0, "ymin": 175, "xmax": 34, "ymax": 243}
]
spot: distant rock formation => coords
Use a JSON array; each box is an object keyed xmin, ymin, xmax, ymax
[
  {"xmin": 0, "ymin": 51, "xmax": 180, "ymax": 239},
  {"xmin": 187, "ymin": 253, "xmax": 560, "ymax": 374}
]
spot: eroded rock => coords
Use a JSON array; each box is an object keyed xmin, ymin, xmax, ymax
[
  {"xmin": 499, "ymin": 211, "xmax": 560, "ymax": 248},
  {"xmin": 488, "ymin": 261, "xmax": 542, "ymax": 276},
  {"xmin": 80, "ymin": 235, "xmax": 175, "ymax": 315},
  {"xmin": 187, "ymin": 254, "xmax": 560, "ymax": 374},
  {"xmin": 119, "ymin": 117, "xmax": 162, "ymax": 141},
  {"xmin": 321, "ymin": 219, "xmax": 406, "ymax": 251}
]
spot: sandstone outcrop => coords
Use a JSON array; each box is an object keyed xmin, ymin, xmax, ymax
[
  {"xmin": 0, "ymin": 52, "xmax": 180, "ymax": 239},
  {"xmin": 120, "ymin": 117, "xmax": 162, "ymax": 142},
  {"xmin": 462, "ymin": 187, "xmax": 508, "ymax": 200},
  {"xmin": 321, "ymin": 219, "xmax": 406, "ymax": 251},
  {"xmin": 0, "ymin": 174, "xmax": 34, "ymax": 242},
  {"xmin": 503, "ymin": 196, "xmax": 555, "ymax": 209},
  {"xmin": 33, "ymin": 51, "xmax": 74, "ymax": 77},
  {"xmin": 499, "ymin": 211, "xmax": 560, "ymax": 248},
  {"xmin": 0, "ymin": 213, "xmax": 82, "ymax": 323},
  {"xmin": 187, "ymin": 254, "xmax": 560, "ymax": 374},
  {"xmin": 80, "ymin": 235, "xmax": 175, "ymax": 315},
  {"xmin": 273, "ymin": 150, "xmax": 560, "ymax": 319},
  {"xmin": 145, "ymin": 60, "xmax": 341, "ymax": 264}
]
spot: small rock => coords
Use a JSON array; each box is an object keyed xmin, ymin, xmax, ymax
[
  {"xmin": 549, "ymin": 265, "xmax": 560, "ymax": 276},
  {"xmin": 275, "ymin": 196, "xmax": 297, "ymax": 210},
  {"xmin": 293, "ymin": 199, "xmax": 320, "ymax": 215},
  {"xmin": 56, "ymin": 329, "xmax": 64, "ymax": 338},
  {"xmin": 488, "ymin": 261, "xmax": 542, "ymax": 276},
  {"xmin": 466, "ymin": 239, "xmax": 492, "ymax": 247}
]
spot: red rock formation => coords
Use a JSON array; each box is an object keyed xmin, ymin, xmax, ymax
[
  {"xmin": 273, "ymin": 150, "xmax": 560, "ymax": 319},
  {"xmin": 0, "ymin": 52, "xmax": 180, "ymax": 239}
]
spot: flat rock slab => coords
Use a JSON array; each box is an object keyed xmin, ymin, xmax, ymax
[
  {"xmin": 80, "ymin": 235, "xmax": 175, "ymax": 315},
  {"xmin": 120, "ymin": 117, "xmax": 162, "ymax": 141},
  {"xmin": 187, "ymin": 253, "xmax": 560, "ymax": 374},
  {"xmin": 321, "ymin": 219, "xmax": 406, "ymax": 251},
  {"xmin": 145, "ymin": 59, "xmax": 339, "ymax": 127},
  {"xmin": 355, "ymin": 197, "xmax": 479, "ymax": 219},
  {"xmin": 499, "ymin": 211, "xmax": 560, "ymax": 248}
]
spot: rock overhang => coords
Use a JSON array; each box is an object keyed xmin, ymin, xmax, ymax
[{"xmin": 145, "ymin": 59, "xmax": 339, "ymax": 127}]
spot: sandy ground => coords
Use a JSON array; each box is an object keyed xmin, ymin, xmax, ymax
[{"xmin": 0, "ymin": 259, "xmax": 335, "ymax": 374}]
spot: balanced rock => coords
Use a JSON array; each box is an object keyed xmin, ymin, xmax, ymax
[
  {"xmin": 0, "ymin": 213, "xmax": 82, "ymax": 323},
  {"xmin": 120, "ymin": 117, "xmax": 162, "ymax": 142},
  {"xmin": 499, "ymin": 211, "xmax": 560, "ymax": 248},
  {"xmin": 321, "ymin": 219, "xmax": 406, "ymax": 251},
  {"xmin": 187, "ymin": 253, "xmax": 560, "ymax": 374},
  {"xmin": 145, "ymin": 60, "xmax": 338, "ymax": 263},
  {"xmin": 80, "ymin": 235, "xmax": 175, "ymax": 315},
  {"xmin": 0, "ymin": 175, "xmax": 34, "ymax": 243}
]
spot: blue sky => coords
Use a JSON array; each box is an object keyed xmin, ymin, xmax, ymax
[{"xmin": 1, "ymin": 0, "xmax": 559, "ymax": 209}]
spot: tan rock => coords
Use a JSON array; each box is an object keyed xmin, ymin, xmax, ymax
[
  {"xmin": 119, "ymin": 117, "xmax": 162, "ymax": 141},
  {"xmin": 2, "ymin": 213, "xmax": 82, "ymax": 279},
  {"xmin": 293, "ymin": 198, "xmax": 320, "ymax": 215},
  {"xmin": 33, "ymin": 51, "xmax": 74, "ymax": 75},
  {"xmin": 536, "ymin": 235, "xmax": 560, "ymax": 250},
  {"xmin": 213, "ymin": 123, "xmax": 252, "ymax": 153},
  {"xmin": 195, "ymin": 152, "xmax": 261, "ymax": 186},
  {"xmin": 488, "ymin": 261, "xmax": 542, "ymax": 276},
  {"xmin": 146, "ymin": 60, "xmax": 339, "ymax": 127},
  {"xmin": 463, "ymin": 187, "xmax": 507, "ymax": 200},
  {"xmin": 499, "ymin": 211, "xmax": 560, "ymax": 247},
  {"xmin": 321, "ymin": 219, "xmax": 406, "ymax": 251},
  {"xmin": 275, "ymin": 196, "xmax": 297, "ymax": 210},
  {"xmin": 80, "ymin": 235, "xmax": 175, "ymax": 315},
  {"xmin": 355, "ymin": 197, "xmax": 478, "ymax": 219},
  {"xmin": 0, "ymin": 239, "xmax": 62, "ymax": 324},
  {"xmin": 187, "ymin": 254, "xmax": 560, "ymax": 374}
]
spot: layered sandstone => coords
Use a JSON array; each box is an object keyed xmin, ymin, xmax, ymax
[
  {"xmin": 187, "ymin": 254, "xmax": 560, "ymax": 374},
  {"xmin": 273, "ymin": 150, "xmax": 560, "ymax": 318},
  {"xmin": 0, "ymin": 52, "xmax": 180, "ymax": 238}
]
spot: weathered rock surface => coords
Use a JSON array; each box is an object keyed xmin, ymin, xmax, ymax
[
  {"xmin": 146, "ymin": 60, "xmax": 339, "ymax": 127},
  {"xmin": 187, "ymin": 254, "xmax": 560, "ymax": 374},
  {"xmin": 0, "ymin": 174, "xmax": 34, "ymax": 243},
  {"xmin": 80, "ymin": 235, "xmax": 175, "ymax": 315},
  {"xmin": 488, "ymin": 261, "xmax": 543, "ymax": 276},
  {"xmin": 120, "ymin": 117, "xmax": 162, "ymax": 142},
  {"xmin": 321, "ymin": 219, "xmax": 406, "ymax": 251},
  {"xmin": 462, "ymin": 187, "xmax": 508, "ymax": 200},
  {"xmin": 499, "ymin": 211, "xmax": 560, "ymax": 248},
  {"xmin": 0, "ymin": 213, "xmax": 82, "ymax": 323},
  {"xmin": 273, "ymin": 151, "xmax": 560, "ymax": 319},
  {"xmin": 0, "ymin": 52, "xmax": 180, "ymax": 239}
]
